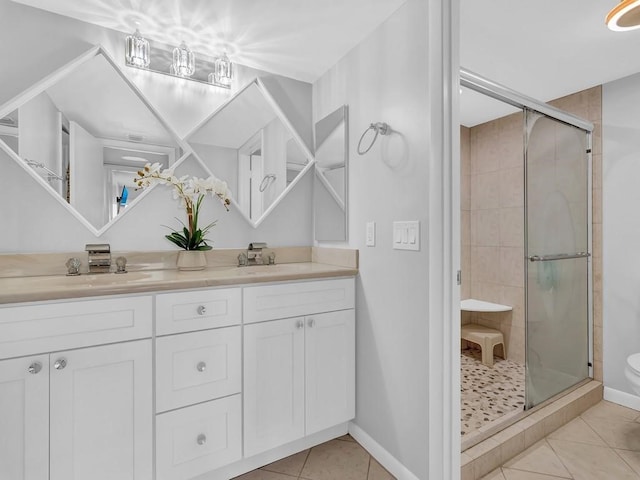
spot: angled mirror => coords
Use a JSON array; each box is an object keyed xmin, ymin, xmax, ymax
[
  {"xmin": 314, "ymin": 105, "xmax": 348, "ymax": 241},
  {"xmin": 0, "ymin": 46, "xmax": 183, "ymax": 235},
  {"xmin": 185, "ymin": 79, "xmax": 314, "ymax": 227}
]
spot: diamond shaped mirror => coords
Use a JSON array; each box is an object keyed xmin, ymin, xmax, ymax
[
  {"xmin": 0, "ymin": 46, "xmax": 184, "ymax": 236},
  {"xmin": 185, "ymin": 79, "xmax": 314, "ymax": 228}
]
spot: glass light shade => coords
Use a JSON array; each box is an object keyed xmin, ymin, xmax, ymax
[
  {"xmin": 125, "ymin": 29, "xmax": 150, "ymax": 68},
  {"xmin": 209, "ymin": 52, "xmax": 233, "ymax": 86},
  {"xmin": 171, "ymin": 41, "xmax": 195, "ymax": 77}
]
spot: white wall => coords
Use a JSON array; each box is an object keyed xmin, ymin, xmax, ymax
[
  {"xmin": 192, "ymin": 143, "xmax": 239, "ymax": 195},
  {"xmin": 313, "ymin": 0, "xmax": 457, "ymax": 477},
  {"xmin": 0, "ymin": 0, "xmax": 313, "ymax": 253},
  {"xmin": 18, "ymin": 91, "xmax": 60, "ymax": 176},
  {"xmin": 69, "ymin": 121, "xmax": 104, "ymax": 228},
  {"xmin": 602, "ymin": 73, "xmax": 640, "ymax": 399}
]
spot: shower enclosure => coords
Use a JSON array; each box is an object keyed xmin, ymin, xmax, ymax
[
  {"xmin": 461, "ymin": 69, "xmax": 593, "ymax": 412},
  {"xmin": 524, "ymin": 110, "xmax": 591, "ymax": 408}
]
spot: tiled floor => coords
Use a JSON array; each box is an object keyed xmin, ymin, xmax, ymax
[
  {"xmin": 480, "ymin": 400, "xmax": 640, "ymax": 479},
  {"xmin": 461, "ymin": 348, "xmax": 525, "ymax": 436},
  {"xmin": 233, "ymin": 435, "xmax": 396, "ymax": 480}
]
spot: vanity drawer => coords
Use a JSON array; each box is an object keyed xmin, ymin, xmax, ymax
[
  {"xmin": 156, "ymin": 326, "xmax": 241, "ymax": 412},
  {"xmin": 243, "ymin": 278, "xmax": 355, "ymax": 324},
  {"xmin": 0, "ymin": 296, "xmax": 152, "ymax": 360},
  {"xmin": 156, "ymin": 395, "xmax": 241, "ymax": 480},
  {"xmin": 156, "ymin": 288, "xmax": 241, "ymax": 335}
]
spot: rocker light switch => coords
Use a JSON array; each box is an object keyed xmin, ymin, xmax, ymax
[
  {"xmin": 393, "ymin": 221, "xmax": 420, "ymax": 251},
  {"xmin": 366, "ymin": 222, "xmax": 376, "ymax": 247}
]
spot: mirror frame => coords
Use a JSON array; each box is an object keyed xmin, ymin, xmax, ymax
[
  {"xmin": 314, "ymin": 105, "xmax": 348, "ymax": 242},
  {"xmin": 0, "ymin": 45, "xmax": 190, "ymax": 236},
  {"xmin": 184, "ymin": 78, "xmax": 315, "ymax": 228}
]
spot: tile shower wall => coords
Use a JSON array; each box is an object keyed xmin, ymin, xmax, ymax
[
  {"xmin": 465, "ymin": 112, "xmax": 526, "ymax": 364},
  {"xmin": 461, "ymin": 126, "xmax": 471, "ymax": 308},
  {"xmin": 460, "ymin": 86, "xmax": 603, "ymax": 375}
]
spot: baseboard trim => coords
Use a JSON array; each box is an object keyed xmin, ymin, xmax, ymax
[
  {"xmin": 348, "ymin": 422, "xmax": 419, "ymax": 480},
  {"xmin": 604, "ymin": 386, "xmax": 640, "ymax": 411}
]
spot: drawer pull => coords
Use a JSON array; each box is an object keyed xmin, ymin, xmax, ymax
[
  {"xmin": 296, "ymin": 319, "xmax": 304, "ymax": 329},
  {"xmin": 197, "ymin": 434, "xmax": 207, "ymax": 446},
  {"xmin": 197, "ymin": 305, "xmax": 207, "ymax": 315},
  {"xmin": 53, "ymin": 358, "xmax": 67, "ymax": 370},
  {"xmin": 308, "ymin": 318, "xmax": 316, "ymax": 328},
  {"xmin": 196, "ymin": 361, "xmax": 207, "ymax": 372},
  {"xmin": 28, "ymin": 362, "xmax": 42, "ymax": 374}
]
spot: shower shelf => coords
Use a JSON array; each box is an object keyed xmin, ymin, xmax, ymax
[{"xmin": 461, "ymin": 299, "xmax": 512, "ymax": 312}]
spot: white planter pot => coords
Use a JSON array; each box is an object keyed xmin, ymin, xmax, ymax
[{"xmin": 176, "ymin": 251, "xmax": 207, "ymax": 271}]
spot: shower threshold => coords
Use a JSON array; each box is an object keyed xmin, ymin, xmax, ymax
[{"xmin": 461, "ymin": 377, "xmax": 596, "ymax": 452}]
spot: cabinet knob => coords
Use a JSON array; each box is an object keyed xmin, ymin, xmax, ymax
[
  {"xmin": 197, "ymin": 305, "xmax": 207, "ymax": 315},
  {"xmin": 296, "ymin": 319, "xmax": 304, "ymax": 329},
  {"xmin": 196, "ymin": 361, "xmax": 207, "ymax": 372},
  {"xmin": 53, "ymin": 358, "xmax": 67, "ymax": 370},
  {"xmin": 308, "ymin": 318, "xmax": 316, "ymax": 328},
  {"xmin": 197, "ymin": 434, "xmax": 207, "ymax": 446},
  {"xmin": 28, "ymin": 362, "xmax": 42, "ymax": 374}
]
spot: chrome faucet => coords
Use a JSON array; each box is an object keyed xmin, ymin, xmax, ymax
[
  {"xmin": 85, "ymin": 244, "xmax": 111, "ymax": 273},
  {"xmin": 247, "ymin": 242, "xmax": 267, "ymax": 265}
]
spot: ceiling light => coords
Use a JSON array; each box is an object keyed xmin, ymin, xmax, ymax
[
  {"xmin": 209, "ymin": 52, "xmax": 233, "ymax": 87},
  {"xmin": 171, "ymin": 41, "xmax": 195, "ymax": 77},
  {"xmin": 125, "ymin": 28, "xmax": 150, "ymax": 68},
  {"xmin": 606, "ymin": 0, "xmax": 640, "ymax": 31}
]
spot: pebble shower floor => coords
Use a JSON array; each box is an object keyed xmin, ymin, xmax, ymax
[{"xmin": 461, "ymin": 348, "xmax": 525, "ymax": 436}]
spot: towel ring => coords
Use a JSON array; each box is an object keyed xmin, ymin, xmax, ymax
[
  {"xmin": 357, "ymin": 122, "xmax": 390, "ymax": 155},
  {"xmin": 259, "ymin": 174, "xmax": 277, "ymax": 192}
]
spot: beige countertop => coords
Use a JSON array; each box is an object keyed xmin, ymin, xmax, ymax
[{"xmin": 0, "ymin": 262, "xmax": 358, "ymax": 305}]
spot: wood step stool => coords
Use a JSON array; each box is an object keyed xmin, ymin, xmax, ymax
[{"xmin": 461, "ymin": 324, "xmax": 505, "ymax": 367}]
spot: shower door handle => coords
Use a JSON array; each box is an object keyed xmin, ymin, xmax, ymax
[{"xmin": 527, "ymin": 252, "xmax": 590, "ymax": 262}]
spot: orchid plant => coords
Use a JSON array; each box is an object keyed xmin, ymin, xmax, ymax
[{"xmin": 134, "ymin": 163, "xmax": 231, "ymax": 251}]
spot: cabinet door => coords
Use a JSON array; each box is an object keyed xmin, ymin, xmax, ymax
[
  {"xmin": 0, "ymin": 356, "xmax": 49, "ymax": 480},
  {"xmin": 305, "ymin": 310, "xmax": 355, "ymax": 434},
  {"xmin": 244, "ymin": 317, "xmax": 305, "ymax": 457},
  {"xmin": 50, "ymin": 340, "xmax": 152, "ymax": 480}
]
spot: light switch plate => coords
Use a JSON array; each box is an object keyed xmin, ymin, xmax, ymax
[
  {"xmin": 366, "ymin": 222, "xmax": 376, "ymax": 247},
  {"xmin": 393, "ymin": 221, "xmax": 420, "ymax": 251}
]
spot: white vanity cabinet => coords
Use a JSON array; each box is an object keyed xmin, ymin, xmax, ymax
[
  {"xmin": 243, "ymin": 279, "xmax": 356, "ymax": 457},
  {"xmin": 0, "ymin": 296, "xmax": 153, "ymax": 480},
  {"xmin": 0, "ymin": 274, "xmax": 356, "ymax": 480},
  {"xmin": 154, "ymin": 288, "xmax": 242, "ymax": 480}
]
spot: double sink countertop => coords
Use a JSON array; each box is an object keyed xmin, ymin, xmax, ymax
[{"xmin": 0, "ymin": 247, "xmax": 358, "ymax": 305}]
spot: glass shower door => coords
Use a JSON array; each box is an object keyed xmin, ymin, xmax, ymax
[{"xmin": 525, "ymin": 109, "xmax": 591, "ymax": 409}]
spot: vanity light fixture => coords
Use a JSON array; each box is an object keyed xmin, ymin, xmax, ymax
[
  {"xmin": 171, "ymin": 41, "xmax": 196, "ymax": 77},
  {"xmin": 124, "ymin": 28, "xmax": 150, "ymax": 68},
  {"xmin": 209, "ymin": 52, "xmax": 233, "ymax": 87},
  {"xmin": 123, "ymin": 33, "xmax": 231, "ymax": 89},
  {"xmin": 606, "ymin": 0, "xmax": 640, "ymax": 30}
]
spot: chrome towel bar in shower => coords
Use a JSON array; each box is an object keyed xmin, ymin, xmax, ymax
[{"xmin": 527, "ymin": 252, "xmax": 591, "ymax": 262}]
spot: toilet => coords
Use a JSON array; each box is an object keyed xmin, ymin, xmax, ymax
[{"xmin": 625, "ymin": 353, "xmax": 640, "ymax": 396}]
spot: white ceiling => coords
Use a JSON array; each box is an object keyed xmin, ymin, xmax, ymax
[
  {"xmin": 12, "ymin": 0, "xmax": 640, "ymax": 127},
  {"xmin": 10, "ymin": 0, "xmax": 407, "ymax": 83},
  {"xmin": 46, "ymin": 53, "xmax": 176, "ymax": 145},
  {"xmin": 461, "ymin": 0, "xmax": 640, "ymax": 126}
]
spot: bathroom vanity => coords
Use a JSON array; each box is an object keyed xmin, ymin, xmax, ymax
[{"xmin": 0, "ymin": 259, "xmax": 356, "ymax": 480}]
